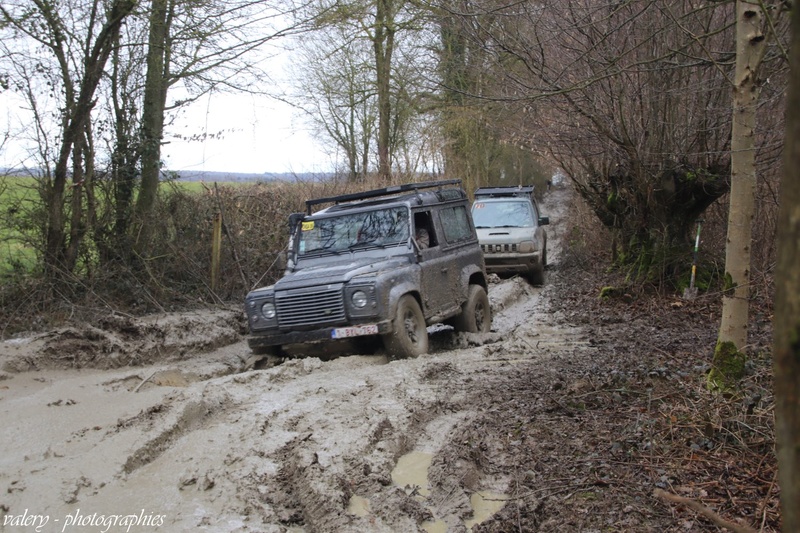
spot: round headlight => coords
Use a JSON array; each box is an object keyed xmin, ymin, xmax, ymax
[
  {"xmin": 518, "ymin": 240, "xmax": 536, "ymax": 253},
  {"xmin": 261, "ymin": 302, "xmax": 276, "ymax": 319},
  {"xmin": 352, "ymin": 290, "xmax": 368, "ymax": 309}
]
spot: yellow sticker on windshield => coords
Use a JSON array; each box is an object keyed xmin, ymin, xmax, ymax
[{"xmin": 301, "ymin": 221, "xmax": 315, "ymax": 231}]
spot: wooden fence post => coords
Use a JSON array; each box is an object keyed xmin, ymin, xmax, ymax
[{"xmin": 211, "ymin": 211, "xmax": 222, "ymax": 291}]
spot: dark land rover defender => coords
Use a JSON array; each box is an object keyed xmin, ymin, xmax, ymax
[{"xmin": 244, "ymin": 180, "xmax": 491, "ymax": 359}]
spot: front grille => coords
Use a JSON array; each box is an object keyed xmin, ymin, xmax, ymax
[
  {"xmin": 276, "ymin": 286, "xmax": 346, "ymax": 328},
  {"xmin": 481, "ymin": 243, "xmax": 518, "ymax": 253}
]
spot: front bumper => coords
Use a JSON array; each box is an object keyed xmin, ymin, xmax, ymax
[
  {"xmin": 248, "ymin": 319, "xmax": 392, "ymax": 348},
  {"xmin": 483, "ymin": 252, "xmax": 541, "ymax": 275}
]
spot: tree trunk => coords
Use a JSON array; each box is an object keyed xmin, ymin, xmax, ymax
[
  {"xmin": 134, "ymin": 0, "xmax": 170, "ymax": 251},
  {"xmin": 42, "ymin": 0, "xmax": 136, "ymax": 280},
  {"xmin": 773, "ymin": 2, "xmax": 800, "ymax": 528},
  {"xmin": 107, "ymin": 37, "xmax": 139, "ymax": 258},
  {"xmin": 710, "ymin": 0, "xmax": 765, "ymax": 391},
  {"xmin": 573, "ymin": 165, "xmax": 727, "ymax": 284},
  {"xmin": 373, "ymin": 0, "xmax": 395, "ymax": 183}
]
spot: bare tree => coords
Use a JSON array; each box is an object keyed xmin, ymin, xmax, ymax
[
  {"xmin": 1, "ymin": 0, "xmax": 137, "ymax": 281},
  {"xmin": 709, "ymin": 0, "xmax": 769, "ymax": 391},
  {"xmin": 298, "ymin": 0, "xmax": 433, "ymax": 182},
  {"xmin": 1, "ymin": 0, "xmax": 314, "ymax": 278},
  {"xmin": 372, "ymin": 0, "xmax": 397, "ymax": 181},
  {"xmin": 292, "ymin": 25, "xmax": 377, "ymax": 181},
  {"xmin": 131, "ymin": 0, "xmax": 312, "ymax": 253},
  {"xmin": 435, "ymin": 0, "xmax": 786, "ymax": 283},
  {"xmin": 774, "ymin": 1, "xmax": 800, "ymax": 525}
]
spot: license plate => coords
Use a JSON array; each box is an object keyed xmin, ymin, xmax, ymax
[{"xmin": 331, "ymin": 325, "xmax": 379, "ymax": 339}]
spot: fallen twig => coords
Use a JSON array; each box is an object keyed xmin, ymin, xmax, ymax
[
  {"xmin": 653, "ymin": 488, "xmax": 757, "ymax": 533},
  {"xmin": 133, "ymin": 370, "xmax": 158, "ymax": 393}
]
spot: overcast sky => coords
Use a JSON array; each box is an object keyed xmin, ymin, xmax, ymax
[
  {"xmin": 1, "ymin": 88, "xmax": 331, "ymax": 175},
  {"xmin": 161, "ymin": 91, "xmax": 332, "ymax": 175}
]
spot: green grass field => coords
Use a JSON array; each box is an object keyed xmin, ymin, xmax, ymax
[
  {"xmin": 0, "ymin": 176, "xmax": 248, "ymax": 277},
  {"xmin": 0, "ymin": 176, "xmax": 40, "ymax": 276}
]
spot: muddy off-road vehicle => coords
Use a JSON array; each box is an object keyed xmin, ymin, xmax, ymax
[
  {"xmin": 244, "ymin": 180, "xmax": 491, "ymax": 359},
  {"xmin": 471, "ymin": 186, "xmax": 549, "ymax": 285}
]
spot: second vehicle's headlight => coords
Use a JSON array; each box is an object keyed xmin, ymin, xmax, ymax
[
  {"xmin": 518, "ymin": 241, "xmax": 536, "ymax": 253},
  {"xmin": 261, "ymin": 302, "xmax": 277, "ymax": 319},
  {"xmin": 351, "ymin": 290, "xmax": 368, "ymax": 308}
]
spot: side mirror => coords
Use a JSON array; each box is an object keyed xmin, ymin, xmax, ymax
[
  {"xmin": 539, "ymin": 216, "xmax": 550, "ymax": 226},
  {"xmin": 288, "ymin": 212, "xmax": 305, "ymax": 232}
]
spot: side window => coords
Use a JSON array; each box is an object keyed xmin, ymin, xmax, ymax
[
  {"xmin": 439, "ymin": 205, "xmax": 473, "ymax": 243},
  {"xmin": 413, "ymin": 211, "xmax": 437, "ymax": 249}
]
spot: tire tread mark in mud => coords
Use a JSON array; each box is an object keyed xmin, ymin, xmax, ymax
[{"xmin": 121, "ymin": 396, "xmax": 225, "ymax": 475}]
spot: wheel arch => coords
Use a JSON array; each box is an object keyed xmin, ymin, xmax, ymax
[
  {"xmin": 462, "ymin": 266, "xmax": 488, "ymax": 292},
  {"xmin": 386, "ymin": 282, "xmax": 423, "ymax": 325}
]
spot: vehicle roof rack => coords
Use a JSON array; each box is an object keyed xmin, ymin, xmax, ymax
[
  {"xmin": 474, "ymin": 185, "xmax": 534, "ymax": 198},
  {"xmin": 305, "ymin": 179, "xmax": 463, "ymax": 214}
]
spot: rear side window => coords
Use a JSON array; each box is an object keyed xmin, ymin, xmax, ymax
[{"xmin": 439, "ymin": 206, "xmax": 473, "ymax": 243}]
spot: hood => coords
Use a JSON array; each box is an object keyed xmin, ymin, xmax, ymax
[{"xmin": 275, "ymin": 255, "xmax": 411, "ymax": 291}]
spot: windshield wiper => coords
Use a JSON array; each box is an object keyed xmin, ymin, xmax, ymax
[
  {"xmin": 348, "ymin": 240, "xmax": 383, "ymax": 250},
  {"xmin": 302, "ymin": 246, "xmax": 346, "ymax": 256}
]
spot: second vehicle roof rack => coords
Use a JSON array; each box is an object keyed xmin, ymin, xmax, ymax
[
  {"xmin": 474, "ymin": 185, "xmax": 534, "ymax": 198},
  {"xmin": 306, "ymin": 179, "xmax": 463, "ymax": 214}
]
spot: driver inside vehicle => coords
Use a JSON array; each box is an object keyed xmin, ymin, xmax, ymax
[{"xmin": 415, "ymin": 226, "xmax": 430, "ymax": 248}]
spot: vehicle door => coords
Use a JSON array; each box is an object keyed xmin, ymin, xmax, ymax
[
  {"xmin": 414, "ymin": 209, "xmax": 452, "ymax": 317},
  {"xmin": 436, "ymin": 204, "xmax": 480, "ymax": 309}
]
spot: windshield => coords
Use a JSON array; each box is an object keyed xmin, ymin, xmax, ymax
[
  {"xmin": 472, "ymin": 199, "xmax": 534, "ymax": 228},
  {"xmin": 298, "ymin": 206, "xmax": 410, "ymax": 256}
]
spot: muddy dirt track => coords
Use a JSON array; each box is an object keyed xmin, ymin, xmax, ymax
[{"xmin": 0, "ymin": 187, "xmax": 778, "ymax": 533}]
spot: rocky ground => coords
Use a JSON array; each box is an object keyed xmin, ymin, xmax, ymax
[{"xmin": 0, "ymin": 187, "xmax": 778, "ymax": 533}]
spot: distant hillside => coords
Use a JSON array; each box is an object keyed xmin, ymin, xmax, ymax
[
  {"xmin": 170, "ymin": 170, "xmax": 333, "ymax": 182},
  {"xmin": 1, "ymin": 167, "xmax": 334, "ymax": 182}
]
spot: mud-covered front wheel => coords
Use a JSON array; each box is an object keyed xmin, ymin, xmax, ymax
[
  {"xmin": 527, "ymin": 258, "xmax": 545, "ymax": 286},
  {"xmin": 452, "ymin": 284, "xmax": 491, "ymax": 333},
  {"xmin": 382, "ymin": 295, "xmax": 428, "ymax": 359}
]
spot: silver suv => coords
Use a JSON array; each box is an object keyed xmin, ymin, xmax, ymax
[
  {"xmin": 244, "ymin": 180, "xmax": 491, "ymax": 359},
  {"xmin": 471, "ymin": 186, "xmax": 549, "ymax": 285}
]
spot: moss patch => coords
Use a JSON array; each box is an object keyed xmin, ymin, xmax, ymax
[
  {"xmin": 723, "ymin": 272, "xmax": 736, "ymax": 294},
  {"xmin": 707, "ymin": 340, "xmax": 746, "ymax": 393},
  {"xmin": 598, "ymin": 286, "xmax": 633, "ymax": 302}
]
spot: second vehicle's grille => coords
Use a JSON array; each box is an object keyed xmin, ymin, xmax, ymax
[
  {"xmin": 276, "ymin": 286, "xmax": 346, "ymax": 328},
  {"xmin": 482, "ymin": 243, "xmax": 518, "ymax": 253}
]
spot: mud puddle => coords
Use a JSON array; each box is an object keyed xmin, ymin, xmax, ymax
[{"xmin": 391, "ymin": 450, "xmax": 509, "ymax": 532}]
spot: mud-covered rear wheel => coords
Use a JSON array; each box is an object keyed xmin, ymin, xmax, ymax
[
  {"xmin": 382, "ymin": 295, "xmax": 428, "ymax": 359},
  {"xmin": 452, "ymin": 284, "xmax": 491, "ymax": 333}
]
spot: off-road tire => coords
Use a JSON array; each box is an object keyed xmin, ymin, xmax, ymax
[
  {"xmin": 452, "ymin": 285, "xmax": 491, "ymax": 333},
  {"xmin": 527, "ymin": 264, "xmax": 545, "ymax": 286},
  {"xmin": 542, "ymin": 239, "xmax": 548, "ymax": 268},
  {"xmin": 383, "ymin": 295, "xmax": 428, "ymax": 359}
]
